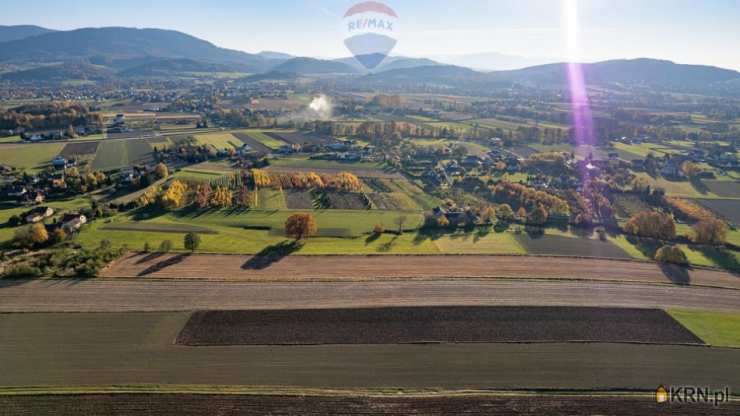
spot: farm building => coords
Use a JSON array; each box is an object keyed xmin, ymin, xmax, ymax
[{"xmin": 25, "ymin": 206, "xmax": 54, "ymax": 223}]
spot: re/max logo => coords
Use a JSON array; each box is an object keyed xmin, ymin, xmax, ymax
[
  {"xmin": 668, "ymin": 386, "xmax": 730, "ymax": 406},
  {"xmin": 348, "ymin": 18, "xmax": 394, "ymax": 32}
]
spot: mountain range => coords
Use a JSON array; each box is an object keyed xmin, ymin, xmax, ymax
[{"xmin": 0, "ymin": 25, "xmax": 738, "ymax": 94}]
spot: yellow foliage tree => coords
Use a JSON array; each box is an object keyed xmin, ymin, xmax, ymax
[
  {"xmin": 692, "ymin": 218, "xmax": 728, "ymax": 245},
  {"xmin": 210, "ymin": 186, "xmax": 233, "ymax": 208},
  {"xmin": 160, "ymin": 180, "xmax": 188, "ymax": 210},
  {"xmin": 251, "ymin": 169, "xmax": 272, "ymax": 188},
  {"xmin": 285, "ymin": 213, "xmax": 317, "ymax": 240}
]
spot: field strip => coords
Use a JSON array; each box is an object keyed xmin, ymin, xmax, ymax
[
  {"xmin": 100, "ymin": 253, "xmax": 740, "ymax": 289},
  {"xmin": 1, "ymin": 280, "xmax": 739, "ymax": 313}
]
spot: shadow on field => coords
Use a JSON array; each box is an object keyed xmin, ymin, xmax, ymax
[
  {"xmin": 137, "ymin": 253, "xmax": 191, "ymax": 277},
  {"xmin": 135, "ymin": 251, "xmax": 165, "ymax": 264},
  {"xmin": 659, "ymin": 263, "xmax": 691, "ymax": 286},
  {"xmin": 242, "ymin": 240, "xmax": 302, "ymax": 270}
]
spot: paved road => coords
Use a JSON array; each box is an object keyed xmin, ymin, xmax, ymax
[{"xmin": 1, "ymin": 279, "xmax": 739, "ymax": 312}]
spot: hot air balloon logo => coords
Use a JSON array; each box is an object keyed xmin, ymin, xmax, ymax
[{"xmin": 343, "ymin": 1, "xmax": 398, "ymax": 70}]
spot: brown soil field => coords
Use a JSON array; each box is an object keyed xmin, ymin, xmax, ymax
[
  {"xmin": 284, "ymin": 190, "xmax": 314, "ymax": 209},
  {"xmin": 101, "ymin": 254, "xmax": 740, "ymax": 289},
  {"xmin": 176, "ymin": 307, "xmax": 703, "ymax": 346},
  {"xmin": 368, "ymin": 192, "xmax": 406, "ymax": 210},
  {"xmin": 326, "ymin": 192, "xmax": 368, "ymax": 209},
  {"xmin": 2, "ymin": 280, "xmax": 738, "ymax": 313},
  {"xmin": 2, "ymin": 393, "xmax": 737, "ymax": 416},
  {"xmin": 2, "ymin": 312, "xmax": 739, "ymax": 391},
  {"xmin": 232, "ymin": 132, "xmax": 271, "ymax": 155},
  {"xmin": 696, "ymin": 199, "xmax": 740, "ymax": 224},
  {"xmin": 704, "ymin": 180, "xmax": 740, "ymax": 198},
  {"xmin": 59, "ymin": 141, "xmax": 99, "ymax": 157}
]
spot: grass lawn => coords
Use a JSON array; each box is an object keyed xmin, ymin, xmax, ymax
[
  {"xmin": 0, "ymin": 136, "xmax": 21, "ymax": 144},
  {"xmin": 0, "ymin": 143, "xmax": 65, "ymax": 172},
  {"xmin": 668, "ymin": 310, "xmax": 740, "ymax": 348},
  {"xmin": 633, "ymin": 173, "xmax": 721, "ymax": 199},
  {"xmin": 0, "ymin": 197, "xmax": 92, "ymax": 244}
]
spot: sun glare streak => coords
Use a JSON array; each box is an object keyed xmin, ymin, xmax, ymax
[{"xmin": 562, "ymin": 0, "xmax": 595, "ymax": 149}]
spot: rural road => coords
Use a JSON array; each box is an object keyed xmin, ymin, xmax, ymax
[
  {"xmin": 102, "ymin": 253, "xmax": 740, "ymax": 289},
  {"xmin": 1, "ymin": 278, "xmax": 739, "ymax": 312}
]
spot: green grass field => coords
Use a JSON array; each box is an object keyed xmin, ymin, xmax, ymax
[
  {"xmin": 193, "ymin": 133, "xmax": 241, "ymax": 150},
  {"xmin": 270, "ymin": 156, "xmax": 384, "ymax": 171},
  {"xmin": 92, "ymin": 140, "xmax": 153, "ymax": 171},
  {"xmin": 241, "ymin": 130, "xmax": 287, "ymax": 149},
  {"xmin": 0, "ymin": 143, "xmax": 65, "ymax": 172},
  {"xmin": 633, "ymin": 173, "xmax": 722, "ymax": 199},
  {"xmin": 668, "ymin": 310, "xmax": 740, "ymax": 348}
]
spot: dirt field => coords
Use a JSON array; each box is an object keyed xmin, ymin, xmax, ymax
[
  {"xmin": 59, "ymin": 141, "xmax": 99, "ymax": 157},
  {"xmin": 2, "ymin": 280, "xmax": 738, "ymax": 313},
  {"xmin": 1, "ymin": 312, "xmax": 739, "ymax": 391},
  {"xmin": 232, "ymin": 132, "xmax": 271, "ymax": 155},
  {"xmin": 515, "ymin": 234, "xmax": 632, "ymax": 259},
  {"xmin": 176, "ymin": 307, "xmax": 703, "ymax": 346},
  {"xmin": 2, "ymin": 394, "xmax": 737, "ymax": 416},
  {"xmin": 102, "ymin": 253, "xmax": 740, "ymax": 289},
  {"xmin": 266, "ymin": 131, "xmax": 329, "ymax": 146},
  {"xmin": 696, "ymin": 198, "xmax": 740, "ymax": 224}
]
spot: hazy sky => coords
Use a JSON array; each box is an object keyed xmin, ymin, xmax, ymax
[{"xmin": 2, "ymin": 0, "xmax": 739, "ymax": 70}]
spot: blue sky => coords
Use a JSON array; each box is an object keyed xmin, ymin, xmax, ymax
[{"xmin": 2, "ymin": 0, "xmax": 739, "ymax": 69}]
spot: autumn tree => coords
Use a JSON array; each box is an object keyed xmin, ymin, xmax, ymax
[
  {"xmin": 236, "ymin": 187, "xmax": 255, "ymax": 208},
  {"xmin": 624, "ymin": 211, "xmax": 676, "ymax": 240},
  {"xmin": 517, "ymin": 206, "xmax": 527, "ymax": 220},
  {"xmin": 692, "ymin": 218, "xmax": 728, "ymax": 245},
  {"xmin": 210, "ymin": 186, "xmax": 233, "ymax": 208},
  {"xmin": 480, "ymin": 206, "xmax": 496, "ymax": 224},
  {"xmin": 285, "ymin": 213, "xmax": 317, "ymax": 240},
  {"xmin": 14, "ymin": 223, "xmax": 49, "ymax": 248},
  {"xmin": 251, "ymin": 169, "xmax": 272, "ymax": 188},
  {"xmin": 528, "ymin": 205, "xmax": 549, "ymax": 225},
  {"xmin": 437, "ymin": 215, "xmax": 451, "ymax": 228},
  {"xmin": 154, "ymin": 163, "xmax": 169, "ymax": 179},
  {"xmin": 497, "ymin": 204, "xmax": 514, "ymax": 222},
  {"xmin": 194, "ymin": 184, "xmax": 212, "ymax": 209},
  {"xmin": 333, "ymin": 172, "xmax": 362, "ymax": 192},
  {"xmin": 160, "ymin": 180, "xmax": 188, "ymax": 210}
]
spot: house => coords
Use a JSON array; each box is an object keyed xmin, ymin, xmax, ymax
[
  {"xmin": 25, "ymin": 206, "xmax": 54, "ymax": 224},
  {"xmin": 52, "ymin": 156, "xmax": 70, "ymax": 169},
  {"xmin": 61, "ymin": 213, "xmax": 87, "ymax": 232},
  {"xmin": 5, "ymin": 184, "xmax": 27, "ymax": 199},
  {"xmin": 661, "ymin": 157, "xmax": 685, "ymax": 178},
  {"xmin": 462, "ymin": 155, "xmax": 484, "ymax": 169},
  {"xmin": 113, "ymin": 114, "xmax": 126, "ymax": 126},
  {"xmin": 276, "ymin": 144, "xmax": 295, "ymax": 155}
]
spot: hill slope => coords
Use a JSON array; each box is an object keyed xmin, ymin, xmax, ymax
[
  {"xmin": 0, "ymin": 25, "xmax": 56, "ymax": 43},
  {"xmin": 0, "ymin": 27, "xmax": 270, "ymax": 71},
  {"xmin": 272, "ymin": 57, "xmax": 358, "ymax": 74}
]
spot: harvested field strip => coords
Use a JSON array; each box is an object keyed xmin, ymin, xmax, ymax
[
  {"xmin": 2, "ymin": 312, "xmax": 738, "ymax": 391},
  {"xmin": 176, "ymin": 307, "xmax": 703, "ymax": 346},
  {"xmin": 101, "ymin": 223, "xmax": 217, "ymax": 235},
  {"xmin": 695, "ymin": 199, "xmax": 740, "ymax": 224},
  {"xmin": 257, "ymin": 188, "xmax": 286, "ymax": 210},
  {"xmin": 3, "ymin": 394, "xmax": 737, "ymax": 416},
  {"xmin": 232, "ymin": 132, "xmax": 271, "ymax": 155},
  {"xmin": 59, "ymin": 141, "xmax": 99, "ymax": 157},
  {"xmin": 703, "ymin": 181, "xmax": 740, "ymax": 198},
  {"xmin": 193, "ymin": 133, "xmax": 240, "ymax": 150},
  {"xmin": 92, "ymin": 140, "xmax": 152, "ymax": 171},
  {"xmin": 268, "ymin": 165, "xmax": 402, "ymax": 179},
  {"xmin": 515, "ymin": 234, "xmax": 632, "ymax": 260},
  {"xmin": 100, "ymin": 253, "xmax": 740, "ymax": 289}
]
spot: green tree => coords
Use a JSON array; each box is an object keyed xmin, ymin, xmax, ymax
[
  {"xmin": 184, "ymin": 233, "xmax": 201, "ymax": 252},
  {"xmin": 159, "ymin": 240, "xmax": 173, "ymax": 253}
]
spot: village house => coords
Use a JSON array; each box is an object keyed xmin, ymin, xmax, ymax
[
  {"xmin": 61, "ymin": 213, "xmax": 87, "ymax": 232},
  {"xmin": 25, "ymin": 206, "xmax": 54, "ymax": 224}
]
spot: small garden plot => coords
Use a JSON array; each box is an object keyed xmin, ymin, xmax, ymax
[
  {"xmin": 284, "ymin": 190, "xmax": 315, "ymax": 209},
  {"xmin": 703, "ymin": 181, "xmax": 740, "ymax": 198},
  {"xmin": 326, "ymin": 192, "xmax": 369, "ymax": 210},
  {"xmin": 363, "ymin": 177, "xmax": 393, "ymax": 193},
  {"xmin": 257, "ymin": 188, "xmax": 287, "ymax": 210},
  {"xmin": 101, "ymin": 222, "xmax": 217, "ymax": 234},
  {"xmin": 59, "ymin": 141, "xmax": 99, "ymax": 157},
  {"xmin": 176, "ymin": 306, "xmax": 704, "ymax": 346},
  {"xmin": 368, "ymin": 193, "xmax": 407, "ymax": 210},
  {"xmin": 515, "ymin": 234, "xmax": 632, "ymax": 259},
  {"xmin": 612, "ymin": 194, "xmax": 653, "ymax": 219},
  {"xmin": 232, "ymin": 132, "xmax": 271, "ymax": 155}
]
